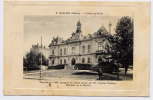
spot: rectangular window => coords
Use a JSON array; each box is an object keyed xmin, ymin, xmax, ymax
[
  {"xmin": 72, "ymin": 47, "xmax": 75, "ymax": 54},
  {"xmin": 64, "ymin": 48, "xmax": 66, "ymax": 55},
  {"xmin": 52, "ymin": 50, "xmax": 54, "ymax": 55},
  {"xmin": 88, "ymin": 45, "xmax": 91, "ymax": 53},
  {"xmin": 98, "ymin": 42, "xmax": 103, "ymax": 51},
  {"xmin": 60, "ymin": 49, "xmax": 62, "ymax": 56},
  {"xmin": 82, "ymin": 46, "xmax": 85, "ymax": 54},
  {"xmin": 88, "ymin": 57, "xmax": 91, "ymax": 63}
]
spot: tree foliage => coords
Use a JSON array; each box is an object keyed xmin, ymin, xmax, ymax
[
  {"xmin": 113, "ymin": 16, "xmax": 133, "ymax": 67},
  {"xmin": 23, "ymin": 51, "xmax": 48, "ymax": 71}
]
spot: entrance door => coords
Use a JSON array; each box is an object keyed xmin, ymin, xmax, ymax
[{"xmin": 71, "ymin": 58, "xmax": 76, "ymax": 65}]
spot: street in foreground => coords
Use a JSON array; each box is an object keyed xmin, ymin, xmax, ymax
[{"xmin": 24, "ymin": 68, "xmax": 133, "ymax": 81}]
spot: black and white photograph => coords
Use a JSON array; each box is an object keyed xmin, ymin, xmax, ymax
[{"xmin": 23, "ymin": 16, "xmax": 133, "ymax": 81}]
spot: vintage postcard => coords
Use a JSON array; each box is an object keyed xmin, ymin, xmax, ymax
[{"xmin": 4, "ymin": 1, "xmax": 150, "ymax": 96}]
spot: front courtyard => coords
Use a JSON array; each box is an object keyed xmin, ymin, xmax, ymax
[{"xmin": 24, "ymin": 67, "xmax": 133, "ymax": 81}]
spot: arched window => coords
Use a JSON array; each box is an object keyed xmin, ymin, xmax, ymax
[
  {"xmin": 82, "ymin": 58, "xmax": 85, "ymax": 63},
  {"xmin": 52, "ymin": 60, "xmax": 54, "ymax": 65},
  {"xmin": 60, "ymin": 59, "xmax": 62, "ymax": 64},
  {"xmin": 64, "ymin": 59, "xmax": 66, "ymax": 64},
  {"xmin": 87, "ymin": 57, "xmax": 91, "ymax": 63},
  {"xmin": 71, "ymin": 58, "xmax": 76, "ymax": 65}
]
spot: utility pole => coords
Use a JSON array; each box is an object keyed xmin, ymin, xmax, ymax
[
  {"xmin": 40, "ymin": 36, "xmax": 42, "ymax": 81},
  {"xmin": 41, "ymin": 36, "xmax": 42, "ymax": 48}
]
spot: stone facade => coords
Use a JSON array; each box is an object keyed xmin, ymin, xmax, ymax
[{"xmin": 48, "ymin": 21, "xmax": 112, "ymax": 67}]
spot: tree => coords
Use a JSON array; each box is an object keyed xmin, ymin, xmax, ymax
[
  {"xmin": 114, "ymin": 16, "xmax": 133, "ymax": 79},
  {"xmin": 23, "ymin": 51, "xmax": 48, "ymax": 71}
]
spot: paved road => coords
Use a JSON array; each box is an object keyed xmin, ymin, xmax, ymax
[{"xmin": 24, "ymin": 68, "xmax": 133, "ymax": 81}]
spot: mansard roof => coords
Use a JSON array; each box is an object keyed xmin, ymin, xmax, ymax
[{"xmin": 48, "ymin": 25, "xmax": 111, "ymax": 47}]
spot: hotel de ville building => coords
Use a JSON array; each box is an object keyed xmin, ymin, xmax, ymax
[{"xmin": 47, "ymin": 20, "xmax": 113, "ymax": 68}]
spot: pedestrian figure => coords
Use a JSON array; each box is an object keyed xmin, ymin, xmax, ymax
[
  {"xmin": 97, "ymin": 62, "xmax": 103, "ymax": 80},
  {"xmin": 98, "ymin": 67, "xmax": 103, "ymax": 80}
]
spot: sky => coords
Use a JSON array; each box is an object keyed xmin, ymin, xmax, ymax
[{"xmin": 24, "ymin": 16, "xmax": 120, "ymax": 54}]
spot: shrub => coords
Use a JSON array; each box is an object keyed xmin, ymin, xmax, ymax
[
  {"xmin": 23, "ymin": 51, "xmax": 48, "ymax": 71},
  {"xmin": 48, "ymin": 64, "xmax": 65, "ymax": 69},
  {"xmin": 74, "ymin": 63, "xmax": 92, "ymax": 70},
  {"xmin": 91, "ymin": 62, "xmax": 119, "ymax": 73}
]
